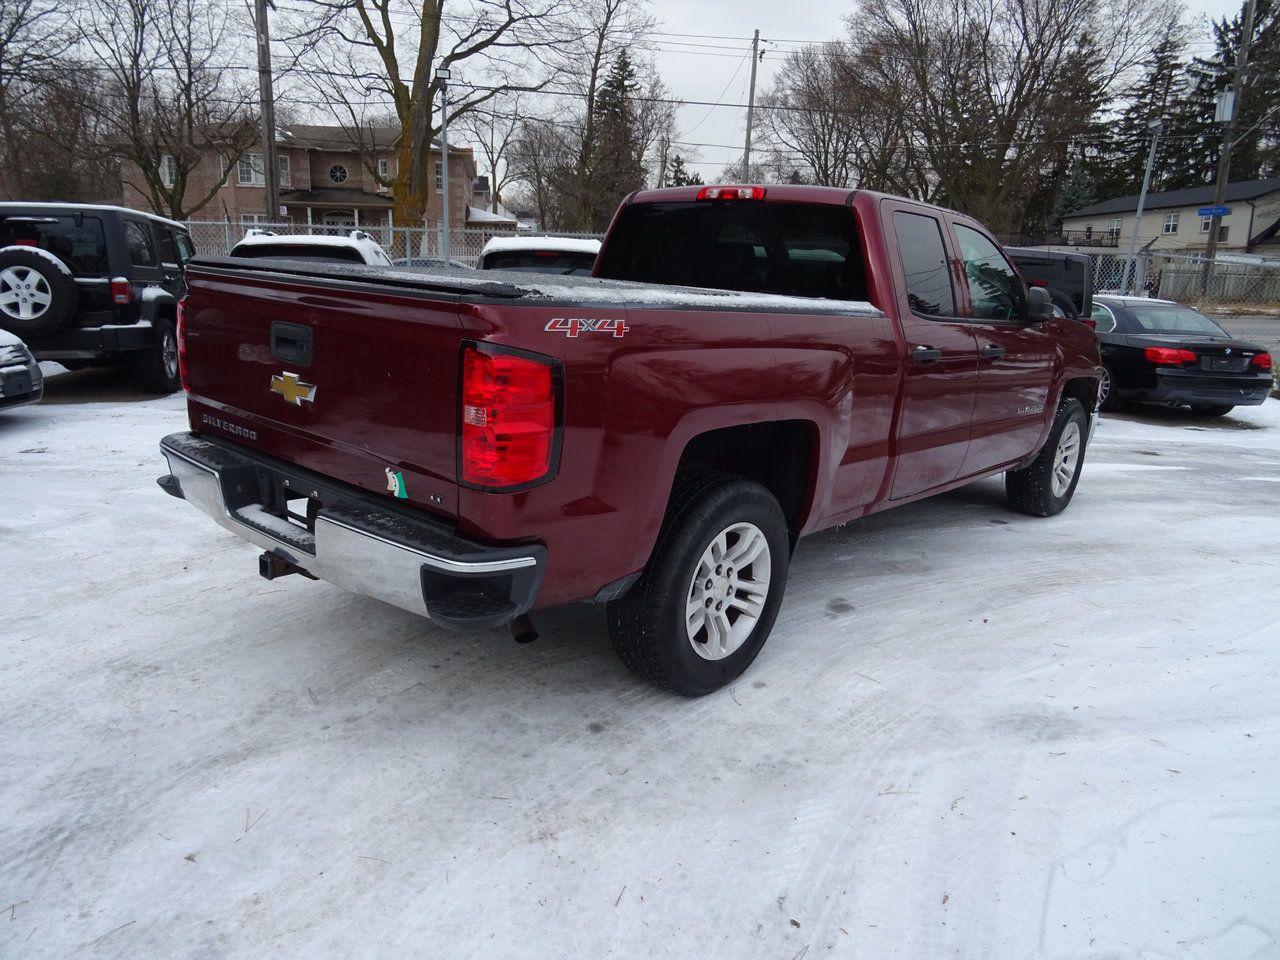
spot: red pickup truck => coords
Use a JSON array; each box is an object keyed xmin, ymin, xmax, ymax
[{"xmin": 158, "ymin": 185, "xmax": 1101, "ymax": 695}]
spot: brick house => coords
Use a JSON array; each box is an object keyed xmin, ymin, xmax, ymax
[{"xmin": 120, "ymin": 124, "xmax": 483, "ymax": 232}]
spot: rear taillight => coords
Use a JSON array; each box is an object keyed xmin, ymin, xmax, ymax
[
  {"xmin": 110, "ymin": 277, "xmax": 131, "ymax": 305},
  {"xmin": 460, "ymin": 346, "xmax": 557, "ymax": 488},
  {"xmin": 175, "ymin": 295, "xmax": 189, "ymax": 391},
  {"xmin": 1251, "ymin": 352, "xmax": 1272, "ymax": 371},
  {"xmin": 1144, "ymin": 346, "xmax": 1197, "ymax": 365},
  {"xmin": 695, "ymin": 185, "xmax": 766, "ymax": 201},
  {"xmin": 1080, "ymin": 318, "xmax": 1097, "ymax": 330}
]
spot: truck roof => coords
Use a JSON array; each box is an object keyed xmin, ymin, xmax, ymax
[{"xmin": 190, "ymin": 255, "xmax": 885, "ymax": 317}]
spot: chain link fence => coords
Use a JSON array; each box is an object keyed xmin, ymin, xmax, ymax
[
  {"xmin": 182, "ymin": 220, "xmax": 604, "ymax": 268},
  {"xmin": 1087, "ymin": 251, "xmax": 1280, "ymax": 310}
]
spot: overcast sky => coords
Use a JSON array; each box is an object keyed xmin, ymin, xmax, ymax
[{"xmin": 641, "ymin": 0, "xmax": 1247, "ymax": 181}]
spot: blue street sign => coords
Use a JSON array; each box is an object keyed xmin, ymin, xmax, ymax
[{"xmin": 1197, "ymin": 205, "xmax": 1230, "ymax": 217}]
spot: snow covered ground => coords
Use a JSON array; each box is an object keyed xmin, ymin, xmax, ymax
[{"xmin": 2, "ymin": 383, "xmax": 1278, "ymax": 960}]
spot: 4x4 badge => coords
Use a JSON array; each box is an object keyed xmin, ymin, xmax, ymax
[{"xmin": 270, "ymin": 371, "xmax": 316, "ymax": 405}]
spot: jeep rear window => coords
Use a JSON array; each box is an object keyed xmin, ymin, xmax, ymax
[
  {"xmin": 480, "ymin": 250, "xmax": 597, "ymax": 275},
  {"xmin": 231, "ymin": 244, "xmax": 366, "ymax": 264},
  {"xmin": 596, "ymin": 201, "xmax": 868, "ymax": 301},
  {"xmin": 0, "ymin": 214, "xmax": 108, "ymax": 276}
]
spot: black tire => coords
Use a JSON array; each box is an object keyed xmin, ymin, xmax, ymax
[
  {"xmin": 1189, "ymin": 403, "xmax": 1234, "ymax": 417},
  {"xmin": 130, "ymin": 317, "xmax": 181, "ymax": 393},
  {"xmin": 1005, "ymin": 398, "xmax": 1089, "ymax": 518},
  {"xmin": 607, "ymin": 472, "xmax": 791, "ymax": 696},
  {"xmin": 1049, "ymin": 291, "xmax": 1079, "ymax": 321},
  {"xmin": 0, "ymin": 248, "xmax": 78, "ymax": 338},
  {"xmin": 1099, "ymin": 366, "xmax": 1123, "ymax": 411}
]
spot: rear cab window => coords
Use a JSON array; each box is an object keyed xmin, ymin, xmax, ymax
[
  {"xmin": 0, "ymin": 213, "xmax": 108, "ymax": 276},
  {"xmin": 596, "ymin": 200, "xmax": 869, "ymax": 301}
]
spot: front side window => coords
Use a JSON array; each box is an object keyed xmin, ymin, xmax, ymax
[
  {"xmin": 1163, "ymin": 212, "xmax": 1179, "ymax": 234},
  {"xmin": 123, "ymin": 220, "xmax": 157, "ymax": 267},
  {"xmin": 1090, "ymin": 302, "xmax": 1117, "ymax": 333},
  {"xmin": 892, "ymin": 211, "xmax": 955, "ymax": 316},
  {"xmin": 954, "ymin": 224, "xmax": 1024, "ymax": 321}
]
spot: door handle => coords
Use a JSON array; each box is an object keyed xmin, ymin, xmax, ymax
[
  {"xmin": 981, "ymin": 344, "xmax": 1006, "ymax": 360},
  {"xmin": 911, "ymin": 345, "xmax": 942, "ymax": 363},
  {"xmin": 271, "ymin": 321, "xmax": 313, "ymax": 366}
]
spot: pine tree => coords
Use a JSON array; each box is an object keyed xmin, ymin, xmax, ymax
[
  {"xmin": 1115, "ymin": 26, "xmax": 1187, "ymax": 193},
  {"xmin": 1051, "ymin": 163, "xmax": 1096, "ymax": 230},
  {"xmin": 667, "ymin": 154, "xmax": 702, "ymax": 186},
  {"xmin": 589, "ymin": 51, "xmax": 646, "ymax": 229}
]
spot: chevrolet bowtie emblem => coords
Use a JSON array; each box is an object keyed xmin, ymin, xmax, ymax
[{"xmin": 270, "ymin": 371, "xmax": 317, "ymax": 406}]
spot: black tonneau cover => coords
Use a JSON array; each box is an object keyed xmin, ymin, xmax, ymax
[{"xmin": 187, "ymin": 256, "xmax": 885, "ymax": 318}]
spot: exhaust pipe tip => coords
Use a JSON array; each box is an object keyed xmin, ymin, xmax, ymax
[{"xmin": 510, "ymin": 614, "xmax": 538, "ymax": 644}]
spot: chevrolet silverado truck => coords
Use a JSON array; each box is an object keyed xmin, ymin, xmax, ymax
[{"xmin": 158, "ymin": 185, "xmax": 1102, "ymax": 696}]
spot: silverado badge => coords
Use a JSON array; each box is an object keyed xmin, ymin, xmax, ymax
[{"xmin": 270, "ymin": 371, "xmax": 317, "ymax": 406}]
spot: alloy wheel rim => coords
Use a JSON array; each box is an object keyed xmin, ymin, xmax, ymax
[
  {"xmin": 1051, "ymin": 420, "xmax": 1082, "ymax": 498},
  {"xmin": 685, "ymin": 521, "xmax": 771, "ymax": 661},
  {"xmin": 162, "ymin": 331, "xmax": 179, "ymax": 379},
  {"xmin": 0, "ymin": 266, "xmax": 53, "ymax": 320},
  {"xmin": 1099, "ymin": 368, "xmax": 1111, "ymax": 405}
]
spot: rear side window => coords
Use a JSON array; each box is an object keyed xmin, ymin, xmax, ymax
[
  {"xmin": 892, "ymin": 212, "xmax": 955, "ymax": 315},
  {"xmin": 0, "ymin": 214, "xmax": 108, "ymax": 276},
  {"xmin": 123, "ymin": 220, "xmax": 158, "ymax": 267},
  {"xmin": 955, "ymin": 225, "xmax": 1024, "ymax": 321},
  {"xmin": 596, "ymin": 201, "xmax": 869, "ymax": 301},
  {"xmin": 481, "ymin": 250, "xmax": 597, "ymax": 275},
  {"xmin": 1090, "ymin": 302, "xmax": 1117, "ymax": 333}
]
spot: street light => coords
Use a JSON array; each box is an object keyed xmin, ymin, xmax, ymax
[
  {"xmin": 437, "ymin": 67, "xmax": 452, "ymax": 262},
  {"xmin": 1125, "ymin": 118, "xmax": 1162, "ymax": 295}
]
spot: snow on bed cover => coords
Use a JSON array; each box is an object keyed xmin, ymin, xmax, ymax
[{"xmin": 210, "ymin": 257, "xmax": 885, "ymax": 316}]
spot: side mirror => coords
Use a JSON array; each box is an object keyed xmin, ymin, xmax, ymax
[{"xmin": 1026, "ymin": 286, "xmax": 1054, "ymax": 323}]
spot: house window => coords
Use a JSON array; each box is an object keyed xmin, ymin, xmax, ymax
[
  {"xmin": 378, "ymin": 158, "xmax": 389, "ymax": 178},
  {"xmin": 329, "ymin": 164, "xmax": 348, "ymax": 184},
  {"xmin": 241, "ymin": 214, "xmax": 272, "ymax": 226},
  {"xmin": 159, "ymin": 154, "xmax": 177, "ymax": 188},
  {"xmin": 1200, "ymin": 216, "xmax": 1213, "ymax": 233},
  {"xmin": 1218, "ymin": 225, "xmax": 1229, "ymax": 242},
  {"xmin": 1162, "ymin": 212, "xmax": 1179, "ymax": 234},
  {"xmin": 1107, "ymin": 217, "xmax": 1121, "ymax": 238},
  {"xmin": 435, "ymin": 161, "xmax": 443, "ymax": 190},
  {"xmin": 238, "ymin": 153, "xmax": 291, "ymax": 186}
]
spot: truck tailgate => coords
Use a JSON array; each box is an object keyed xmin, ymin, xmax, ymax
[{"xmin": 183, "ymin": 264, "xmax": 464, "ymax": 519}]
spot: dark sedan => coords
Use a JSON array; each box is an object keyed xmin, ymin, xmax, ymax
[{"xmin": 1090, "ymin": 295, "xmax": 1272, "ymax": 417}]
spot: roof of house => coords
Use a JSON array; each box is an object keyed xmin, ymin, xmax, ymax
[
  {"xmin": 466, "ymin": 205, "xmax": 519, "ymax": 225},
  {"xmin": 277, "ymin": 124, "xmax": 472, "ymax": 156},
  {"xmin": 1067, "ymin": 178, "xmax": 1280, "ymax": 218},
  {"xmin": 280, "ymin": 188, "xmax": 393, "ymax": 207}
]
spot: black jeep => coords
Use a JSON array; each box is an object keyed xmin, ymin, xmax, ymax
[{"xmin": 0, "ymin": 203, "xmax": 193, "ymax": 393}]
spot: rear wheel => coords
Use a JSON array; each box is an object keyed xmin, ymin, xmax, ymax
[
  {"xmin": 1005, "ymin": 398, "xmax": 1089, "ymax": 517},
  {"xmin": 130, "ymin": 317, "xmax": 181, "ymax": 394},
  {"xmin": 1098, "ymin": 366, "xmax": 1122, "ymax": 411},
  {"xmin": 607, "ymin": 473, "xmax": 790, "ymax": 696},
  {"xmin": 1189, "ymin": 403, "xmax": 1234, "ymax": 417}
]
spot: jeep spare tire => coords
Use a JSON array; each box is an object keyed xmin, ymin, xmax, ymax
[{"xmin": 0, "ymin": 247, "xmax": 78, "ymax": 338}]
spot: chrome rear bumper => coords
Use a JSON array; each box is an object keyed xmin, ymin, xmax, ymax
[{"xmin": 158, "ymin": 432, "xmax": 544, "ymax": 628}]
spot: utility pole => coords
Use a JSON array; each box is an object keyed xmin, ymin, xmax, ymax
[
  {"xmin": 743, "ymin": 29, "xmax": 760, "ymax": 178},
  {"xmin": 254, "ymin": 0, "xmax": 279, "ymax": 223},
  {"xmin": 1201, "ymin": 0, "xmax": 1258, "ymax": 293},
  {"xmin": 437, "ymin": 68, "xmax": 452, "ymax": 262},
  {"xmin": 1126, "ymin": 119, "xmax": 1162, "ymax": 294}
]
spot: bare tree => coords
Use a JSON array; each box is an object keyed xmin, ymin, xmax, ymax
[
  {"xmin": 75, "ymin": 0, "xmax": 258, "ymax": 218},
  {"xmin": 507, "ymin": 114, "xmax": 571, "ymax": 228},
  {"xmin": 0, "ymin": 0, "xmax": 72, "ymax": 196},
  {"xmin": 459, "ymin": 92, "xmax": 525, "ymax": 212},
  {"xmin": 849, "ymin": 0, "xmax": 1172, "ymax": 231},
  {"xmin": 283, "ymin": 0, "xmax": 580, "ymax": 226}
]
